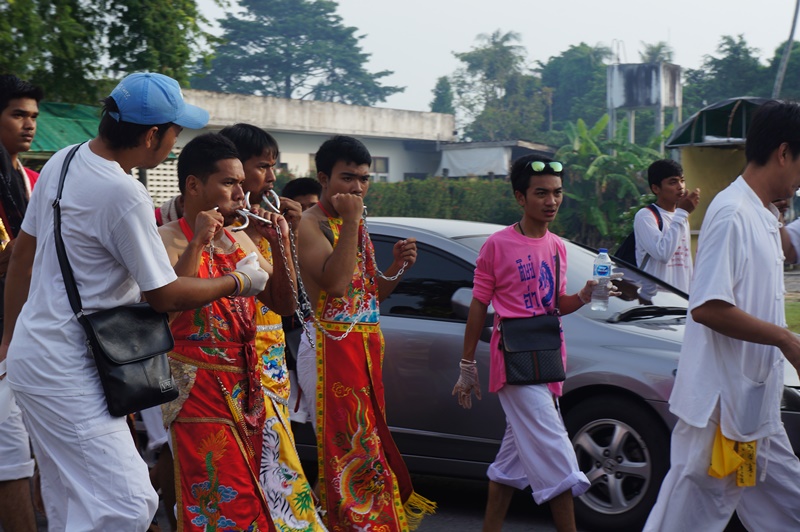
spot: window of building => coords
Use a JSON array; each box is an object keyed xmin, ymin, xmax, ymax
[{"xmin": 371, "ymin": 157, "xmax": 389, "ymax": 174}]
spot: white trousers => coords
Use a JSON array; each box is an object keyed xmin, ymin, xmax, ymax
[
  {"xmin": 15, "ymin": 390, "xmax": 158, "ymax": 532},
  {"xmin": 488, "ymin": 384, "xmax": 590, "ymax": 504},
  {"xmin": 296, "ymin": 330, "xmax": 318, "ymax": 431},
  {"xmin": 644, "ymin": 412, "xmax": 800, "ymax": 531},
  {"xmin": 139, "ymin": 405, "xmax": 168, "ymax": 456},
  {"xmin": 0, "ymin": 399, "xmax": 35, "ymax": 481}
]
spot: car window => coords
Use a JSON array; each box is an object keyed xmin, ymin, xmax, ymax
[{"xmin": 372, "ymin": 237, "xmax": 474, "ymax": 321}]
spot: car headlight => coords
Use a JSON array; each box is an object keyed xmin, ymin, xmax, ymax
[{"xmin": 781, "ymin": 386, "xmax": 800, "ymax": 412}]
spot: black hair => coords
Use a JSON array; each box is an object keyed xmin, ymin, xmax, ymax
[
  {"xmin": 281, "ymin": 177, "xmax": 322, "ymax": 199},
  {"xmin": 0, "ymin": 74, "xmax": 43, "ymax": 114},
  {"xmin": 177, "ymin": 133, "xmax": 240, "ymax": 194},
  {"xmin": 98, "ymin": 96, "xmax": 172, "ymax": 150},
  {"xmin": 219, "ymin": 123, "xmax": 279, "ymax": 163},
  {"xmin": 314, "ymin": 135, "xmax": 371, "ymax": 178},
  {"xmin": 745, "ymin": 100, "xmax": 800, "ymax": 166},
  {"xmin": 509, "ymin": 154, "xmax": 561, "ymax": 196},
  {"xmin": 647, "ymin": 159, "xmax": 683, "ymax": 190}
]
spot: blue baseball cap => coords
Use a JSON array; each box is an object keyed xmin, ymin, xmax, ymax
[{"xmin": 109, "ymin": 73, "xmax": 209, "ymax": 129}]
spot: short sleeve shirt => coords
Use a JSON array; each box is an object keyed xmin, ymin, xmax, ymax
[
  {"xmin": 7, "ymin": 143, "xmax": 177, "ymax": 397},
  {"xmin": 472, "ymin": 225, "xmax": 568, "ymax": 395}
]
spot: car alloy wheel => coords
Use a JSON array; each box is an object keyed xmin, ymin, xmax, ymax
[{"xmin": 565, "ymin": 395, "xmax": 670, "ymax": 531}]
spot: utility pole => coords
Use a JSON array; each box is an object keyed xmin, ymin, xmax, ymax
[{"xmin": 773, "ymin": 0, "xmax": 800, "ymax": 98}]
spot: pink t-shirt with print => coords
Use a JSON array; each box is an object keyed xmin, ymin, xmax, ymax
[{"xmin": 472, "ymin": 225, "xmax": 568, "ymax": 395}]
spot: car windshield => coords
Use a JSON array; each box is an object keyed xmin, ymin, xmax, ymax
[{"xmin": 455, "ymin": 233, "xmax": 688, "ymax": 318}]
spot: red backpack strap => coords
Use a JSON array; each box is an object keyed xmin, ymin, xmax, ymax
[{"xmin": 646, "ymin": 204, "xmax": 663, "ymax": 231}]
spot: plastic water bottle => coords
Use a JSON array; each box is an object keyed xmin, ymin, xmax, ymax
[{"xmin": 591, "ymin": 248, "xmax": 612, "ymax": 311}]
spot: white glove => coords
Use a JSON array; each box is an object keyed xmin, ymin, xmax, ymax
[
  {"xmin": 234, "ymin": 252, "xmax": 269, "ymax": 297},
  {"xmin": 452, "ymin": 359, "xmax": 481, "ymax": 409}
]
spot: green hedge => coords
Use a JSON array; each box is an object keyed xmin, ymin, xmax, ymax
[{"xmin": 365, "ymin": 178, "xmax": 523, "ymax": 227}]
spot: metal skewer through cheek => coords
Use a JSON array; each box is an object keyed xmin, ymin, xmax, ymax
[
  {"xmin": 230, "ymin": 192, "xmax": 274, "ymax": 232},
  {"xmin": 262, "ymin": 190, "xmax": 281, "ymax": 213}
]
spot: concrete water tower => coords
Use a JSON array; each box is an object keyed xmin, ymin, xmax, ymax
[{"xmin": 607, "ymin": 63, "xmax": 682, "ymax": 151}]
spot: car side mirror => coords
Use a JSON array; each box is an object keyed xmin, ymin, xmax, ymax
[{"xmin": 451, "ymin": 287, "xmax": 495, "ymax": 329}]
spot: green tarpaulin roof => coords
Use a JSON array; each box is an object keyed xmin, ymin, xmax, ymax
[
  {"xmin": 665, "ymin": 97, "xmax": 769, "ymax": 148},
  {"xmin": 28, "ymin": 101, "xmax": 100, "ymax": 157}
]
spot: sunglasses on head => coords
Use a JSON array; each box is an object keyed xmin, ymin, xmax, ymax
[{"xmin": 529, "ymin": 161, "xmax": 563, "ymax": 174}]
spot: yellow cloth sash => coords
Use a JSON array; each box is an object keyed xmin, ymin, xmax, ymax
[{"xmin": 708, "ymin": 426, "xmax": 756, "ymax": 487}]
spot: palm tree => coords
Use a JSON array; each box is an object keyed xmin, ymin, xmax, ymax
[
  {"xmin": 639, "ymin": 41, "xmax": 674, "ymax": 64},
  {"xmin": 555, "ymin": 115, "xmax": 662, "ymax": 248}
]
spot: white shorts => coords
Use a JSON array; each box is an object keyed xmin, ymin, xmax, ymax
[
  {"xmin": 644, "ymin": 409, "xmax": 800, "ymax": 531},
  {"xmin": 0, "ymin": 399, "xmax": 34, "ymax": 481},
  {"xmin": 488, "ymin": 384, "xmax": 590, "ymax": 504},
  {"xmin": 15, "ymin": 390, "xmax": 158, "ymax": 531}
]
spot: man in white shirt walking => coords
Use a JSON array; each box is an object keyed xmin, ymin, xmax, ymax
[
  {"xmin": 644, "ymin": 100, "xmax": 800, "ymax": 531},
  {"xmin": 634, "ymin": 159, "xmax": 699, "ymax": 295}
]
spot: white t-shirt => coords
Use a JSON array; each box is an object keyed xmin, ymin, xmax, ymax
[
  {"xmin": 7, "ymin": 143, "xmax": 177, "ymax": 397},
  {"xmin": 669, "ymin": 177, "xmax": 785, "ymax": 441},
  {"xmin": 633, "ymin": 204, "xmax": 693, "ymax": 293}
]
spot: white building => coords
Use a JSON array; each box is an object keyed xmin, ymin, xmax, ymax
[{"xmin": 147, "ymin": 90, "xmax": 457, "ymax": 205}]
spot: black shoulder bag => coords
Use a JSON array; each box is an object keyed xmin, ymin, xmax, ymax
[
  {"xmin": 498, "ymin": 253, "xmax": 565, "ymax": 385},
  {"xmin": 53, "ymin": 143, "xmax": 178, "ymax": 417}
]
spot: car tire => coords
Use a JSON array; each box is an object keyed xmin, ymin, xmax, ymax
[{"xmin": 564, "ymin": 395, "xmax": 670, "ymax": 532}]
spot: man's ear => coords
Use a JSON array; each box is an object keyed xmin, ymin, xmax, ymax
[
  {"xmin": 650, "ymin": 183, "xmax": 660, "ymax": 196},
  {"xmin": 514, "ymin": 189, "xmax": 525, "ymax": 207},
  {"xmin": 184, "ymin": 174, "xmax": 201, "ymax": 196},
  {"xmin": 317, "ymin": 171, "xmax": 329, "ymax": 188},
  {"xmin": 141, "ymin": 126, "xmax": 161, "ymax": 149}
]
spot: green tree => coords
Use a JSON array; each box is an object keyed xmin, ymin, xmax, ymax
[
  {"xmin": 683, "ymin": 35, "xmax": 769, "ymax": 116},
  {"xmin": 0, "ymin": 0, "xmax": 44, "ymax": 77},
  {"xmin": 538, "ymin": 43, "xmax": 611, "ymax": 129},
  {"xmin": 107, "ymin": 0, "xmax": 218, "ymax": 86},
  {"xmin": 192, "ymin": 0, "xmax": 403, "ymax": 105},
  {"xmin": 430, "ymin": 76, "xmax": 455, "ymax": 114},
  {"xmin": 555, "ymin": 115, "xmax": 661, "ymax": 248},
  {"xmin": 451, "ymin": 30, "xmax": 526, "ymax": 124},
  {"xmin": 463, "ymin": 72, "xmax": 546, "ymax": 141},
  {"xmin": 765, "ymin": 40, "xmax": 800, "ymax": 99},
  {"xmin": 450, "ymin": 30, "xmax": 548, "ymax": 141},
  {"xmin": 639, "ymin": 41, "xmax": 674, "ymax": 63},
  {"xmin": 0, "ymin": 0, "xmax": 101, "ymax": 103},
  {"xmin": 0, "ymin": 0, "xmax": 216, "ymax": 104}
]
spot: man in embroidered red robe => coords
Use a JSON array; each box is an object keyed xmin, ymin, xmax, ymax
[
  {"xmin": 296, "ymin": 135, "xmax": 435, "ymax": 531},
  {"xmin": 158, "ymin": 133, "xmax": 296, "ymax": 530}
]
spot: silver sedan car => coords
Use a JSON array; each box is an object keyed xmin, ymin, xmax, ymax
[{"xmin": 292, "ymin": 217, "xmax": 800, "ymax": 531}]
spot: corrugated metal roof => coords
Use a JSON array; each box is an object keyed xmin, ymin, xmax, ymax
[{"xmin": 28, "ymin": 102, "xmax": 100, "ymax": 157}]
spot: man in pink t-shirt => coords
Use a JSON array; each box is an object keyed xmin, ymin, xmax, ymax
[{"xmin": 452, "ymin": 155, "xmax": 618, "ymax": 532}]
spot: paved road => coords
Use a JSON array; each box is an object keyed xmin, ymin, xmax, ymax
[{"xmin": 411, "ymin": 474, "xmax": 575, "ymax": 531}]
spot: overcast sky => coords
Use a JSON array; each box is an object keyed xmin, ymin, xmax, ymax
[{"xmin": 198, "ymin": 0, "xmax": 799, "ymax": 112}]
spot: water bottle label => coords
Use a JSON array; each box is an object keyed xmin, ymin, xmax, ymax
[{"xmin": 594, "ymin": 264, "xmax": 610, "ymax": 277}]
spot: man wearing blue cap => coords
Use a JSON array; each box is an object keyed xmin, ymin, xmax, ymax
[{"xmin": 0, "ymin": 73, "xmax": 270, "ymax": 530}]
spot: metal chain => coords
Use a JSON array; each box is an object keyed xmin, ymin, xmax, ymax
[
  {"xmin": 362, "ymin": 206, "xmax": 407, "ymax": 281},
  {"xmin": 274, "ymin": 219, "xmax": 369, "ymax": 345},
  {"xmin": 273, "ymin": 205, "xmax": 408, "ymax": 346}
]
